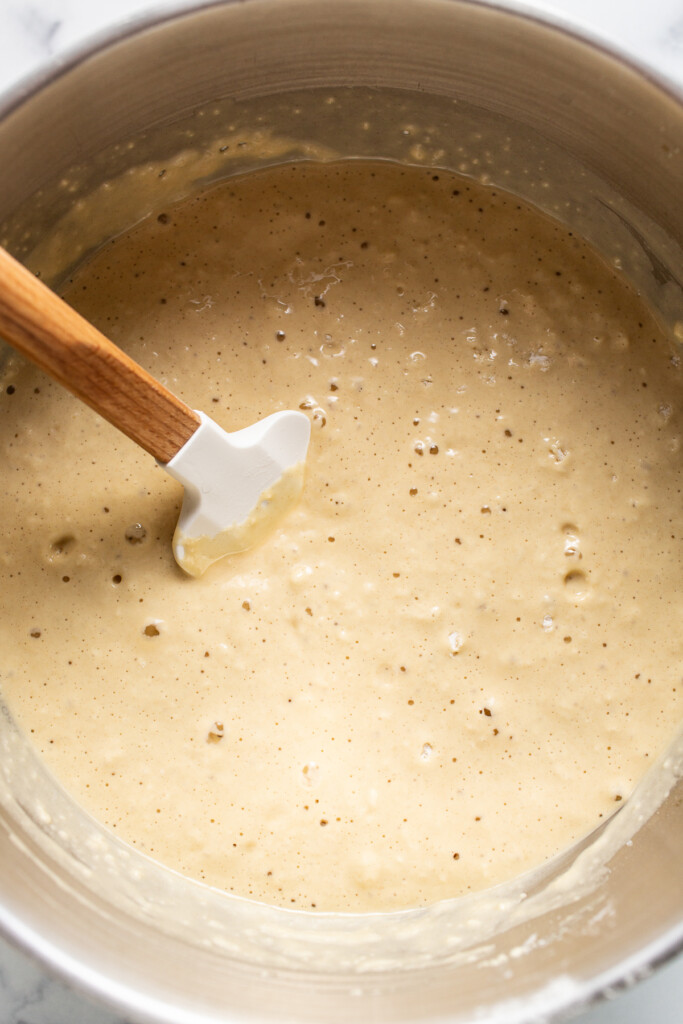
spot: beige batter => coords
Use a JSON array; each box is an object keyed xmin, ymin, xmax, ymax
[{"xmin": 0, "ymin": 161, "xmax": 681, "ymax": 912}]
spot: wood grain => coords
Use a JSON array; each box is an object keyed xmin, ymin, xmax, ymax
[{"xmin": 0, "ymin": 246, "xmax": 200, "ymax": 463}]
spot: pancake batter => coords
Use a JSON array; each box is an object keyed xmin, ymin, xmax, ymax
[{"xmin": 0, "ymin": 161, "xmax": 681, "ymax": 911}]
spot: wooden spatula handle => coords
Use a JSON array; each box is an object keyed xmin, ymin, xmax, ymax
[{"xmin": 0, "ymin": 246, "xmax": 200, "ymax": 463}]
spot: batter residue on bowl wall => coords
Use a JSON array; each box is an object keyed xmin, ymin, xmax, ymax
[{"xmin": 0, "ymin": 161, "xmax": 680, "ymax": 912}]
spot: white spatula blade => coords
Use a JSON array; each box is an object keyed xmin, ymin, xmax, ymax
[{"xmin": 164, "ymin": 410, "xmax": 311, "ymax": 577}]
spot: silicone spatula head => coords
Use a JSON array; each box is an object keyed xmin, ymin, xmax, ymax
[{"xmin": 164, "ymin": 410, "xmax": 311, "ymax": 577}]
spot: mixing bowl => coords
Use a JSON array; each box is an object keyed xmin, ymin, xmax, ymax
[{"xmin": 0, "ymin": 1, "xmax": 681, "ymax": 1021}]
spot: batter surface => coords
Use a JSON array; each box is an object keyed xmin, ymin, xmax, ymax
[{"xmin": 0, "ymin": 161, "xmax": 681, "ymax": 911}]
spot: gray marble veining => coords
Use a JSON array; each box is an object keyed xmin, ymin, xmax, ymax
[{"xmin": 0, "ymin": 932, "xmax": 129, "ymax": 1024}]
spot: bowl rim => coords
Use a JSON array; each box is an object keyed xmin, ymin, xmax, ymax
[{"xmin": 0, "ymin": 0, "xmax": 681, "ymax": 128}]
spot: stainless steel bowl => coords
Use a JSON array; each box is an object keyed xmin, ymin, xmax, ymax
[{"xmin": 0, "ymin": 2, "xmax": 681, "ymax": 1022}]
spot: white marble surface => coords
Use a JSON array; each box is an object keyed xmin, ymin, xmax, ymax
[{"xmin": 0, "ymin": 1, "xmax": 681, "ymax": 1022}]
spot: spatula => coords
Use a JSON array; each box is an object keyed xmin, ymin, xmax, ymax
[{"xmin": 0, "ymin": 246, "xmax": 311, "ymax": 577}]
